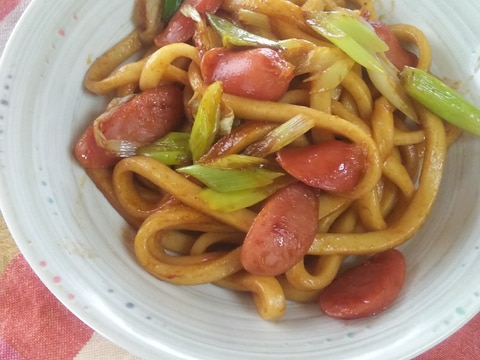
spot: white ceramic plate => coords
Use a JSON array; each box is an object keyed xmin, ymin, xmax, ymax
[{"xmin": 1, "ymin": 0, "xmax": 480, "ymax": 359}]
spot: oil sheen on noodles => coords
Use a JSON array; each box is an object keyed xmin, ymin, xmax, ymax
[{"xmin": 78, "ymin": 0, "xmax": 461, "ymax": 320}]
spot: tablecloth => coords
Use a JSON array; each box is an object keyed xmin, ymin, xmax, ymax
[{"xmin": 1, "ymin": 1, "xmax": 480, "ymax": 359}]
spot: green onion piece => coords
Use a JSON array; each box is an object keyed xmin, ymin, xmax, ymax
[
  {"xmin": 137, "ymin": 132, "xmax": 192, "ymax": 166},
  {"xmin": 177, "ymin": 164, "xmax": 284, "ymax": 192},
  {"xmin": 218, "ymin": 104, "xmax": 236, "ymax": 136},
  {"xmin": 305, "ymin": 10, "xmax": 418, "ymax": 120},
  {"xmin": 198, "ymin": 182, "xmax": 282, "ymax": 212},
  {"xmin": 203, "ymin": 154, "xmax": 268, "ymax": 168},
  {"xmin": 207, "ymin": 13, "xmax": 279, "ymax": 49},
  {"xmin": 206, "ymin": 12, "xmax": 315, "ymax": 61},
  {"xmin": 143, "ymin": 150, "xmax": 189, "ymax": 165},
  {"xmin": 163, "ymin": 0, "xmax": 183, "ymax": 22},
  {"xmin": 305, "ymin": 10, "xmax": 387, "ymax": 73},
  {"xmin": 367, "ymin": 58, "xmax": 418, "ymax": 121},
  {"xmin": 400, "ymin": 66, "xmax": 480, "ymax": 135},
  {"xmin": 326, "ymin": 11, "xmax": 388, "ymax": 53},
  {"xmin": 190, "ymin": 81, "xmax": 223, "ymax": 161},
  {"xmin": 198, "ymin": 187, "xmax": 274, "ymax": 212},
  {"xmin": 244, "ymin": 114, "xmax": 315, "ymax": 157}
]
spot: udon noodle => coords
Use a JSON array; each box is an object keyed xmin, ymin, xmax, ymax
[{"xmin": 76, "ymin": 0, "xmax": 463, "ymax": 319}]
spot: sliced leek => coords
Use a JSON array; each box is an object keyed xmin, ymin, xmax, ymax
[
  {"xmin": 206, "ymin": 12, "xmax": 315, "ymax": 60},
  {"xmin": 305, "ymin": 10, "xmax": 387, "ymax": 73},
  {"xmin": 137, "ymin": 132, "xmax": 192, "ymax": 166},
  {"xmin": 401, "ymin": 66, "xmax": 480, "ymax": 135},
  {"xmin": 305, "ymin": 10, "xmax": 417, "ymax": 120},
  {"xmin": 190, "ymin": 81, "xmax": 223, "ymax": 161},
  {"xmin": 177, "ymin": 163, "xmax": 284, "ymax": 192},
  {"xmin": 198, "ymin": 185, "xmax": 277, "ymax": 212},
  {"xmin": 244, "ymin": 114, "xmax": 315, "ymax": 157}
]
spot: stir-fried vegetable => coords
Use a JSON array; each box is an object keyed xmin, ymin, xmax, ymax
[
  {"xmin": 244, "ymin": 114, "xmax": 315, "ymax": 157},
  {"xmin": 207, "ymin": 13, "xmax": 280, "ymax": 49},
  {"xmin": 190, "ymin": 81, "xmax": 223, "ymax": 161},
  {"xmin": 305, "ymin": 10, "xmax": 388, "ymax": 73},
  {"xmin": 137, "ymin": 132, "xmax": 192, "ymax": 165},
  {"xmin": 206, "ymin": 13, "xmax": 316, "ymax": 65},
  {"xmin": 163, "ymin": 0, "xmax": 184, "ymax": 22},
  {"xmin": 197, "ymin": 178, "xmax": 291, "ymax": 212},
  {"xmin": 177, "ymin": 160, "xmax": 284, "ymax": 192},
  {"xmin": 400, "ymin": 66, "xmax": 480, "ymax": 136},
  {"xmin": 304, "ymin": 9, "xmax": 480, "ymax": 132},
  {"xmin": 305, "ymin": 10, "xmax": 417, "ymax": 121},
  {"xmin": 369, "ymin": 21, "xmax": 418, "ymax": 70},
  {"xmin": 191, "ymin": 155, "xmax": 292, "ymax": 212}
]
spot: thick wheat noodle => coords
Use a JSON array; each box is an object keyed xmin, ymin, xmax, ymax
[
  {"xmin": 331, "ymin": 100, "xmax": 372, "ymax": 135},
  {"xmin": 317, "ymin": 202, "xmax": 352, "ymax": 232},
  {"xmin": 382, "ymin": 153, "xmax": 416, "ymax": 198},
  {"xmin": 393, "ymin": 128, "xmax": 425, "ymax": 145},
  {"xmin": 330, "ymin": 204, "xmax": 360, "ymax": 233},
  {"xmin": 308, "ymin": 106, "xmax": 446, "ymax": 255},
  {"xmin": 214, "ymin": 272, "xmax": 286, "ymax": 319},
  {"xmin": 284, "ymin": 254, "xmax": 344, "ymax": 291},
  {"xmin": 371, "ymin": 97, "xmax": 395, "ymax": 160},
  {"xmin": 355, "ymin": 187, "xmax": 387, "ymax": 231},
  {"xmin": 139, "ymin": 42, "xmax": 200, "ymax": 90},
  {"xmin": 134, "ymin": 202, "xmax": 245, "ymax": 285},
  {"xmin": 84, "ymin": 31, "xmax": 144, "ymax": 94},
  {"xmin": 189, "ymin": 232, "xmax": 244, "ymax": 255},
  {"xmin": 85, "ymin": 39, "xmax": 192, "ymax": 95},
  {"xmin": 379, "ymin": 179, "xmax": 399, "ymax": 217},
  {"xmin": 341, "ymin": 70, "xmax": 373, "ymax": 120},
  {"xmin": 277, "ymin": 276, "xmax": 321, "ymax": 302},
  {"xmin": 390, "ymin": 24, "xmax": 432, "ymax": 71},
  {"xmin": 318, "ymin": 193, "xmax": 353, "ymax": 221}
]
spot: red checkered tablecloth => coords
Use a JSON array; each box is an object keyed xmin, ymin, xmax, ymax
[{"xmin": 1, "ymin": 1, "xmax": 479, "ymax": 359}]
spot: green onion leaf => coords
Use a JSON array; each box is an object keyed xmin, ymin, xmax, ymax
[
  {"xmin": 244, "ymin": 114, "xmax": 315, "ymax": 157},
  {"xmin": 190, "ymin": 81, "xmax": 223, "ymax": 161},
  {"xmin": 203, "ymin": 154, "xmax": 268, "ymax": 168},
  {"xmin": 368, "ymin": 57, "xmax": 418, "ymax": 121},
  {"xmin": 207, "ymin": 13, "xmax": 279, "ymax": 49},
  {"xmin": 400, "ymin": 66, "xmax": 480, "ymax": 135},
  {"xmin": 163, "ymin": 0, "xmax": 183, "ymax": 22},
  {"xmin": 198, "ymin": 187, "xmax": 274, "ymax": 212},
  {"xmin": 198, "ymin": 181, "xmax": 285, "ymax": 212},
  {"xmin": 137, "ymin": 132, "xmax": 192, "ymax": 165},
  {"xmin": 177, "ymin": 164, "xmax": 284, "ymax": 192},
  {"xmin": 305, "ymin": 10, "xmax": 418, "ymax": 120},
  {"xmin": 305, "ymin": 10, "xmax": 387, "ymax": 73},
  {"xmin": 206, "ymin": 12, "xmax": 315, "ymax": 62}
]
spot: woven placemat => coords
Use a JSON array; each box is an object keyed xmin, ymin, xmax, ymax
[{"xmin": 0, "ymin": 213, "xmax": 18, "ymax": 272}]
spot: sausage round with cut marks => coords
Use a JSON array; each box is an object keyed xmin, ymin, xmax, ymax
[
  {"xmin": 241, "ymin": 182, "xmax": 318, "ymax": 277},
  {"xmin": 74, "ymin": 85, "xmax": 184, "ymax": 168},
  {"xmin": 318, "ymin": 249, "xmax": 406, "ymax": 319},
  {"xmin": 276, "ymin": 140, "xmax": 366, "ymax": 192},
  {"xmin": 200, "ymin": 47, "xmax": 295, "ymax": 101}
]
